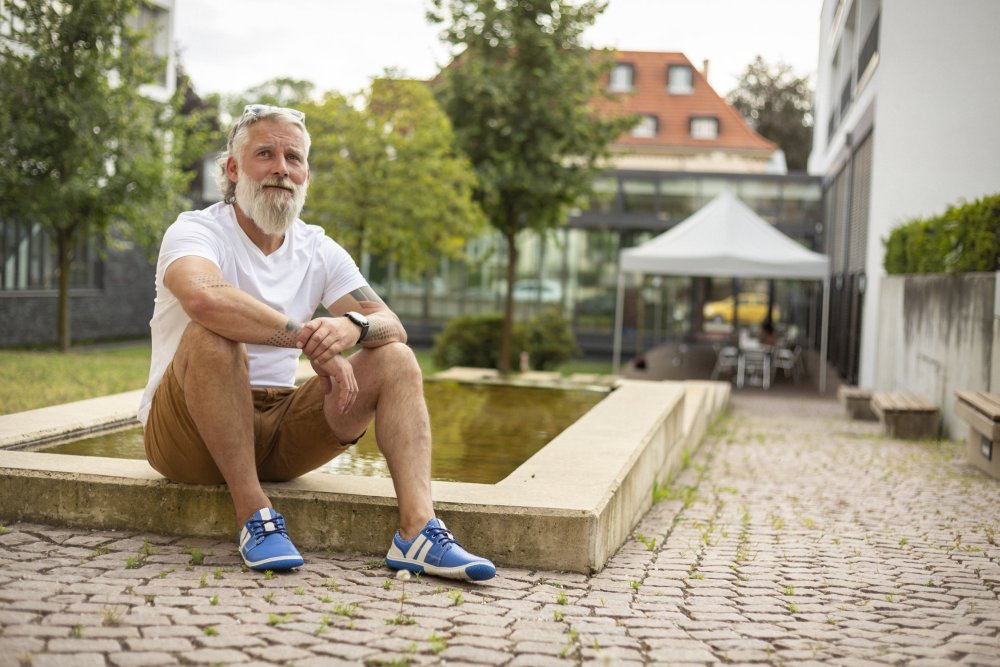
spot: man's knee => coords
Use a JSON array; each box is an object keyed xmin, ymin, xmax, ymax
[
  {"xmin": 364, "ymin": 342, "xmax": 421, "ymax": 380},
  {"xmin": 174, "ymin": 322, "xmax": 248, "ymax": 379}
]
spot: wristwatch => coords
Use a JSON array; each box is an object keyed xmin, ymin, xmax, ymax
[{"xmin": 344, "ymin": 311, "xmax": 369, "ymax": 343}]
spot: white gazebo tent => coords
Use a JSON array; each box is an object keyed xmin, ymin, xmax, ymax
[{"xmin": 612, "ymin": 192, "xmax": 831, "ymax": 391}]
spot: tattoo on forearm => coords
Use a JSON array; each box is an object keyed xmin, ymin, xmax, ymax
[
  {"xmin": 263, "ymin": 320, "xmax": 303, "ymax": 347},
  {"xmin": 364, "ymin": 318, "xmax": 392, "ymax": 343}
]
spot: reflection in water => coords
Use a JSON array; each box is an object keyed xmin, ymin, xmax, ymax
[{"xmin": 39, "ymin": 380, "xmax": 605, "ymax": 484}]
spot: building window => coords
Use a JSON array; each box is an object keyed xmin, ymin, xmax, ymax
[
  {"xmin": 0, "ymin": 221, "xmax": 102, "ymax": 292},
  {"xmin": 667, "ymin": 65, "xmax": 693, "ymax": 94},
  {"xmin": 608, "ymin": 63, "xmax": 635, "ymax": 92},
  {"xmin": 621, "ymin": 179, "xmax": 657, "ymax": 214},
  {"xmin": 630, "ymin": 114, "xmax": 658, "ymax": 138},
  {"xmin": 128, "ymin": 2, "xmax": 171, "ymax": 87},
  {"xmin": 690, "ymin": 116, "xmax": 719, "ymax": 140}
]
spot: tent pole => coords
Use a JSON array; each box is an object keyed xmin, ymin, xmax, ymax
[
  {"xmin": 612, "ymin": 270, "xmax": 627, "ymax": 374},
  {"xmin": 819, "ymin": 276, "xmax": 830, "ymax": 394}
]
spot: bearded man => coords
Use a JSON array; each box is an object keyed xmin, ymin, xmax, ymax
[{"xmin": 139, "ymin": 105, "xmax": 495, "ymax": 581}]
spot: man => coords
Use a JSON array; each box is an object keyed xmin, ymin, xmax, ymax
[{"xmin": 138, "ymin": 104, "xmax": 495, "ymax": 582}]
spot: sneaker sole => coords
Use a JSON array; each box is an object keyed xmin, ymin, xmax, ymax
[
  {"xmin": 386, "ymin": 556, "xmax": 496, "ymax": 582},
  {"xmin": 241, "ymin": 553, "xmax": 304, "ymax": 571}
]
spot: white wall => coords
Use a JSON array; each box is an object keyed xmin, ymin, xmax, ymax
[{"xmin": 850, "ymin": 0, "xmax": 1000, "ymax": 386}]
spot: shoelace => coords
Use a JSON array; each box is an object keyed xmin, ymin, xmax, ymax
[
  {"xmin": 424, "ymin": 525, "xmax": 458, "ymax": 551},
  {"xmin": 246, "ymin": 515, "xmax": 287, "ymax": 544}
]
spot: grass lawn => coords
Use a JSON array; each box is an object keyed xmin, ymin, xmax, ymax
[
  {"xmin": 0, "ymin": 343, "xmax": 612, "ymax": 416},
  {"xmin": 0, "ymin": 343, "xmax": 152, "ymax": 415}
]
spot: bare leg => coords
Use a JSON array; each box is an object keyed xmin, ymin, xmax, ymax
[
  {"xmin": 172, "ymin": 322, "xmax": 269, "ymax": 526},
  {"xmin": 321, "ymin": 343, "xmax": 434, "ymax": 540}
]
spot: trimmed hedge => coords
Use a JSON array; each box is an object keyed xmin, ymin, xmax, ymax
[
  {"xmin": 884, "ymin": 193, "xmax": 1000, "ymax": 274},
  {"xmin": 431, "ymin": 309, "xmax": 580, "ymax": 372}
]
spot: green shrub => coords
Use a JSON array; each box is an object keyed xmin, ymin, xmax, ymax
[
  {"xmin": 431, "ymin": 313, "xmax": 525, "ymax": 370},
  {"xmin": 523, "ymin": 308, "xmax": 581, "ymax": 370},
  {"xmin": 431, "ymin": 309, "xmax": 581, "ymax": 372},
  {"xmin": 884, "ymin": 193, "xmax": 1000, "ymax": 274}
]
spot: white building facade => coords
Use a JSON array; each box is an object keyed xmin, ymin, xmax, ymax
[{"xmin": 809, "ymin": 0, "xmax": 1000, "ymax": 387}]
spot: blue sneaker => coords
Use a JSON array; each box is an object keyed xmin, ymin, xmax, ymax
[
  {"xmin": 385, "ymin": 518, "xmax": 496, "ymax": 581},
  {"xmin": 238, "ymin": 508, "xmax": 303, "ymax": 571}
]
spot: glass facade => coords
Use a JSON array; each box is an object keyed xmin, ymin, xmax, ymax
[
  {"xmin": 0, "ymin": 221, "xmax": 102, "ymax": 293},
  {"xmin": 375, "ymin": 170, "xmax": 824, "ymax": 354}
]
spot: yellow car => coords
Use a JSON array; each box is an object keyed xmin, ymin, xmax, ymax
[{"xmin": 702, "ymin": 293, "xmax": 780, "ymax": 325}]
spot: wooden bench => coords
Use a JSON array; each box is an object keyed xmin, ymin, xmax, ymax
[
  {"xmin": 838, "ymin": 385, "xmax": 876, "ymax": 421},
  {"xmin": 871, "ymin": 392, "xmax": 940, "ymax": 440},
  {"xmin": 954, "ymin": 391, "xmax": 1000, "ymax": 479}
]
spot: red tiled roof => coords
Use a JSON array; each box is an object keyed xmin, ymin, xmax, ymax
[{"xmin": 591, "ymin": 51, "xmax": 777, "ymax": 154}]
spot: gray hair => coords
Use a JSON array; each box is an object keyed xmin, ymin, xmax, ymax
[{"xmin": 215, "ymin": 105, "xmax": 310, "ymax": 204}]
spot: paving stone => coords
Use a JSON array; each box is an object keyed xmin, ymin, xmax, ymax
[
  {"xmin": 31, "ymin": 654, "xmax": 107, "ymax": 667},
  {"xmin": 108, "ymin": 652, "xmax": 180, "ymax": 667},
  {"xmin": 46, "ymin": 637, "xmax": 123, "ymax": 652},
  {"xmin": 5, "ymin": 396, "xmax": 1000, "ymax": 666},
  {"xmin": 434, "ymin": 644, "xmax": 510, "ymax": 664},
  {"xmin": 509, "ymin": 654, "xmax": 576, "ymax": 667},
  {"xmin": 180, "ymin": 648, "xmax": 251, "ymax": 664}
]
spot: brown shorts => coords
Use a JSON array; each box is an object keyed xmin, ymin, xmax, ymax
[{"xmin": 144, "ymin": 364, "xmax": 361, "ymax": 485}]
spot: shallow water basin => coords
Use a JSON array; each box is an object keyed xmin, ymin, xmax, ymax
[{"xmin": 36, "ymin": 379, "xmax": 606, "ymax": 484}]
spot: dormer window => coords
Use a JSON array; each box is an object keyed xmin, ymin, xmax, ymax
[
  {"xmin": 630, "ymin": 114, "xmax": 659, "ymax": 138},
  {"xmin": 690, "ymin": 116, "xmax": 720, "ymax": 140},
  {"xmin": 667, "ymin": 64, "xmax": 693, "ymax": 94},
  {"xmin": 609, "ymin": 63, "xmax": 635, "ymax": 92}
]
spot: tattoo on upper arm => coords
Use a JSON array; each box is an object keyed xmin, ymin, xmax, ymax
[
  {"xmin": 262, "ymin": 320, "xmax": 303, "ymax": 348},
  {"xmin": 190, "ymin": 273, "xmax": 234, "ymax": 290},
  {"xmin": 349, "ymin": 286, "xmax": 385, "ymax": 308}
]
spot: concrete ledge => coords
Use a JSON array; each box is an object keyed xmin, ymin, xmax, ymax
[
  {"xmin": 0, "ymin": 379, "xmax": 729, "ymax": 573},
  {"xmin": 0, "ymin": 390, "xmax": 144, "ymax": 449}
]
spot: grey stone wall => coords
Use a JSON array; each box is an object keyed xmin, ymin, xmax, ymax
[
  {"xmin": 875, "ymin": 272, "xmax": 997, "ymax": 439},
  {"xmin": 0, "ymin": 246, "xmax": 154, "ymax": 348}
]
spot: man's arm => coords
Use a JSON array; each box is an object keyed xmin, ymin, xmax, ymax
[
  {"xmin": 295, "ymin": 285, "xmax": 406, "ymax": 365},
  {"xmin": 329, "ymin": 286, "xmax": 407, "ymax": 346},
  {"xmin": 164, "ymin": 256, "xmax": 303, "ymax": 348}
]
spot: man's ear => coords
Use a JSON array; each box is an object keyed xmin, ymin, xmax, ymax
[{"xmin": 226, "ymin": 155, "xmax": 239, "ymax": 184}]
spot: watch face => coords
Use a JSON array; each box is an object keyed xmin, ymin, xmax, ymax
[{"xmin": 346, "ymin": 311, "xmax": 369, "ymax": 341}]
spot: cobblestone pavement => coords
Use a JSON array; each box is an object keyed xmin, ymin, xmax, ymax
[{"xmin": 2, "ymin": 393, "xmax": 999, "ymax": 666}]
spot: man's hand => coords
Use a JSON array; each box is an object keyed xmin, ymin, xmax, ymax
[
  {"xmin": 311, "ymin": 354, "xmax": 358, "ymax": 414},
  {"xmin": 296, "ymin": 316, "xmax": 360, "ymax": 365}
]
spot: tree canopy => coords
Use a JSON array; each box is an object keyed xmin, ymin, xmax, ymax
[
  {"xmin": 222, "ymin": 77, "xmax": 316, "ymax": 124},
  {"xmin": 0, "ymin": 0, "xmax": 206, "ymax": 349},
  {"xmin": 300, "ymin": 77, "xmax": 486, "ymax": 282},
  {"xmin": 428, "ymin": 0, "xmax": 632, "ymax": 372},
  {"xmin": 727, "ymin": 55, "xmax": 814, "ymax": 171}
]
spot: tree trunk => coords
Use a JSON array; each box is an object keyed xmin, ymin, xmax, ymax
[
  {"xmin": 421, "ymin": 270, "xmax": 433, "ymax": 322},
  {"xmin": 56, "ymin": 230, "xmax": 73, "ymax": 352},
  {"xmin": 499, "ymin": 231, "xmax": 518, "ymax": 375}
]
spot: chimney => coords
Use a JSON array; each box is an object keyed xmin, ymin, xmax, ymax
[{"xmin": 702, "ymin": 59, "xmax": 710, "ymax": 82}]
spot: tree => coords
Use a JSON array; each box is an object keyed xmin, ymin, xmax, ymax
[
  {"xmin": 0, "ymin": 0, "xmax": 203, "ymax": 349},
  {"xmin": 222, "ymin": 77, "xmax": 315, "ymax": 122},
  {"xmin": 428, "ymin": 0, "xmax": 633, "ymax": 373},
  {"xmin": 727, "ymin": 55, "xmax": 814, "ymax": 171},
  {"xmin": 301, "ymin": 77, "xmax": 486, "ymax": 305}
]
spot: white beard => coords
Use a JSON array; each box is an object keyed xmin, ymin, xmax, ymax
[{"xmin": 234, "ymin": 168, "xmax": 308, "ymax": 236}]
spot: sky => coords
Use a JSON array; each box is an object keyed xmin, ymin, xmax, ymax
[{"xmin": 173, "ymin": 0, "xmax": 824, "ymax": 100}]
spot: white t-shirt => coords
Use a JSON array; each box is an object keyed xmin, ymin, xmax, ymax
[{"xmin": 138, "ymin": 202, "xmax": 369, "ymax": 424}]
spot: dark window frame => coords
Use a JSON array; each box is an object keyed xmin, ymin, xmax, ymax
[
  {"xmin": 629, "ymin": 113, "xmax": 659, "ymax": 138},
  {"xmin": 608, "ymin": 62, "xmax": 636, "ymax": 93},
  {"xmin": 689, "ymin": 115, "xmax": 720, "ymax": 140},
  {"xmin": 666, "ymin": 64, "xmax": 694, "ymax": 94}
]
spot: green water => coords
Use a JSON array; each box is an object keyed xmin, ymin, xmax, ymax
[{"xmin": 40, "ymin": 380, "xmax": 605, "ymax": 484}]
